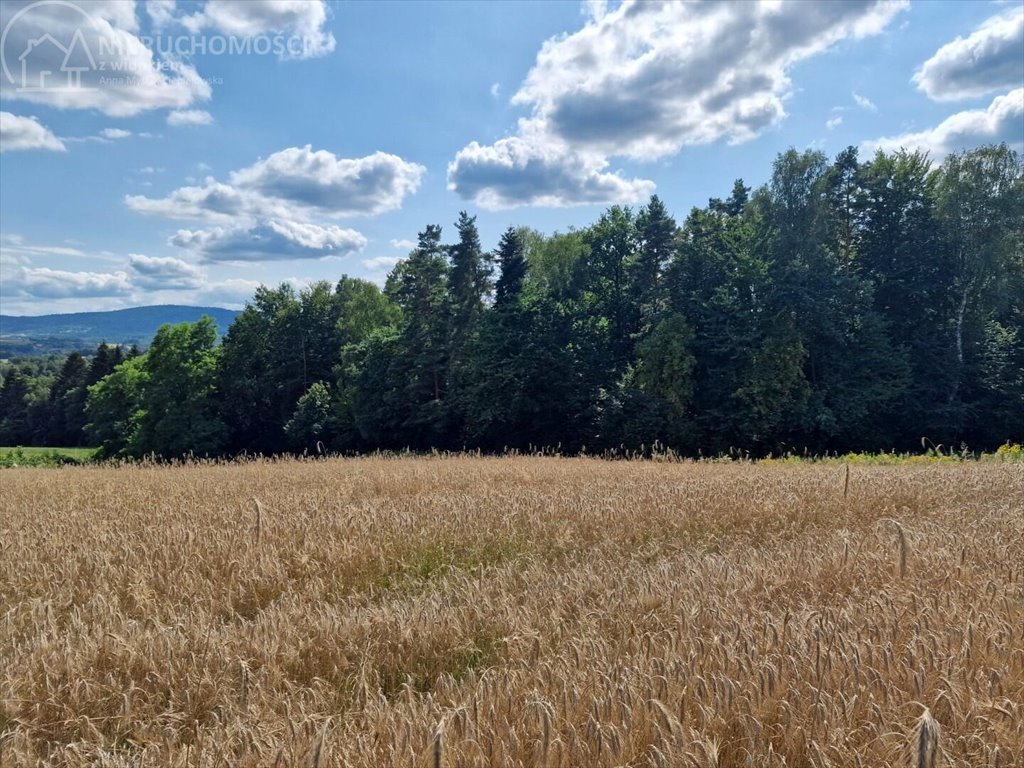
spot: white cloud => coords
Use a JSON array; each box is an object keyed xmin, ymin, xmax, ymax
[
  {"xmin": 3, "ymin": 265, "xmax": 132, "ymax": 299},
  {"xmin": 853, "ymin": 92, "xmax": 878, "ymax": 112},
  {"xmin": 127, "ymin": 146, "xmax": 425, "ymax": 222},
  {"xmin": 61, "ymin": 126, "xmax": 157, "ymax": 145},
  {"xmin": 448, "ymin": 136, "xmax": 654, "ymax": 210},
  {"xmin": 169, "ymin": 220, "xmax": 367, "ymax": 262},
  {"xmin": 0, "ymin": 235, "xmax": 125, "ymax": 266},
  {"xmin": 146, "ymin": 0, "xmax": 177, "ymax": 29},
  {"xmin": 914, "ymin": 8, "xmax": 1024, "ymax": 102},
  {"xmin": 863, "ymin": 88, "xmax": 1024, "ymax": 158},
  {"xmin": 194, "ymin": 277, "xmax": 263, "ymax": 308},
  {"xmin": 167, "ymin": 109, "xmax": 214, "ymax": 126},
  {"xmin": 0, "ymin": 111, "xmax": 65, "ymax": 152},
  {"xmin": 1, "ymin": 236, "xmax": 82, "ymax": 259},
  {"xmin": 582, "ymin": 0, "xmax": 609, "ymax": 22},
  {"xmin": 181, "ymin": 0, "xmax": 335, "ymax": 59},
  {"xmin": 0, "ymin": 245, "xmax": 299, "ymax": 312},
  {"xmin": 128, "ymin": 253, "xmax": 204, "ymax": 289},
  {"xmin": 512, "ymin": 0, "xmax": 906, "ymax": 160},
  {"xmin": 126, "ymin": 179, "xmax": 257, "ymax": 222},
  {"xmin": 0, "ymin": 0, "xmax": 210, "ymax": 116},
  {"xmin": 490, "ymin": 82, "xmax": 501, "ymax": 99},
  {"xmin": 449, "ymin": 0, "xmax": 906, "ymax": 208},
  {"xmin": 826, "ymin": 116, "xmax": 843, "ymax": 130},
  {"xmin": 362, "ymin": 255, "xmax": 402, "ymax": 271},
  {"xmin": 230, "ymin": 147, "xmax": 425, "ymax": 217},
  {"xmin": 390, "ymin": 238, "xmax": 416, "ymax": 250}
]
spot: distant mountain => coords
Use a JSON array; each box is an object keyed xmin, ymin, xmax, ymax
[{"xmin": 0, "ymin": 305, "xmax": 240, "ymax": 357}]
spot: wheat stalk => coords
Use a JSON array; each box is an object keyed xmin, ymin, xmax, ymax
[{"xmin": 910, "ymin": 708, "xmax": 941, "ymax": 768}]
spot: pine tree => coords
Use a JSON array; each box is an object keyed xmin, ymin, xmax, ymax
[
  {"xmin": 494, "ymin": 226, "xmax": 527, "ymax": 308},
  {"xmin": 48, "ymin": 351, "xmax": 87, "ymax": 445},
  {"xmin": 448, "ymin": 211, "xmax": 490, "ymax": 327},
  {"xmin": 386, "ymin": 224, "xmax": 451, "ymax": 446},
  {"xmin": 632, "ymin": 195, "xmax": 677, "ymax": 331},
  {"xmin": 0, "ymin": 367, "xmax": 33, "ymax": 445}
]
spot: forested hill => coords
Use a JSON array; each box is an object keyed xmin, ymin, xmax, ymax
[{"xmin": 0, "ymin": 305, "xmax": 239, "ymax": 355}]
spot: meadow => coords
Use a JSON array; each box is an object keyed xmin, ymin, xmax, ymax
[
  {"xmin": 0, "ymin": 447, "xmax": 96, "ymax": 468},
  {"xmin": 1, "ymin": 456, "xmax": 1021, "ymax": 766}
]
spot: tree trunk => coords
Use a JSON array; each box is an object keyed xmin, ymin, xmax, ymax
[{"xmin": 948, "ymin": 282, "xmax": 970, "ymax": 405}]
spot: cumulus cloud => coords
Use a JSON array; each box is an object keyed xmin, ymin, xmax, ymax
[
  {"xmin": 826, "ymin": 116, "xmax": 844, "ymax": 130},
  {"xmin": 0, "ymin": 0, "xmax": 210, "ymax": 116},
  {"xmin": 448, "ymin": 136, "xmax": 654, "ymax": 210},
  {"xmin": 128, "ymin": 253, "xmax": 204, "ymax": 289},
  {"xmin": 448, "ymin": 0, "xmax": 906, "ymax": 208},
  {"xmin": 3, "ymin": 265, "xmax": 132, "ymax": 299},
  {"xmin": 914, "ymin": 8, "xmax": 1024, "ymax": 102},
  {"xmin": 127, "ymin": 146, "xmax": 425, "ymax": 222},
  {"xmin": 169, "ymin": 220, "xmax": 367, "ymax": 262},
  {"xmin": 100, "ymin": 128, "xmax": 131, "ymax": 139},
  {"xmin": 0, "ymin": 111, "xmax": 65, "ymax": 152},
  {"xmin": 863, "ymin": 88, "xmax": 1024, "ymax": 158},
  {"xmin": 126, "ymin": 179, "xmax": 259, "ymax": 222},
  {"xmin": 167, "ymin": 109, "xmax": 214, "ymax": 126},
  {"xmin": 230, "ymin": 147, "xmax": 425, "ymax": 217},
  {"xmin": 181, "ymin": 0, "xmax": 336, "ymax": 59},
  {"xmin": 390, "ymin": 238, "xmax": 416, "ymax": 250},
  {"xmin": 513, "ymin": 0, "xmax": 906, "ymax": 160}
]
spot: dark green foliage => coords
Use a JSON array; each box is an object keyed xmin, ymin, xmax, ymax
[
  {"xmin": 285, "ymin": 382, "xmax": 335, "ymax": 451},
  {"xmin": 8, "ymin": 144, "xmax": 1021, "ymax": 458},
  {"xmin": 84, "ymin": 355, "xmax": 148, "ymax": 458},
  {"xmin": 933, "ymin": 145, "xmax": 1024, "ymax": 439},
  {"xmin": 582, "ymin": 206, "xmax": 639, "ymax": 376},
  {"xmin": 131, "ymin": 317, "xmax": 226, "ymax": 457},
  {"xmin": 448, "ymin": 211, "xmax": 491, "ymax": 331},
  {"xmin": 216, "ymin": 280, "xmax": 369, "ymax": 454},
  {"xmin": 494, "ymin": 226, "xmax": 527, "ymax": 308},
  {"xmin": 632, "ymin": 195, "xmax": 677, "ymax": 329},
  {"xmin": 45, "ymin": 351, "xmax": 87, "ymax": 446},
  {"xmin": 460, "ymin": 297, "xmax": 585, "ymax": 451},
  {"xmin": 385, "ymin": 225, "xmax": 453, "ymax": 447},
  {"xmin": 0, "ymin": 366, "xmax": 36, "ymax": 445}
]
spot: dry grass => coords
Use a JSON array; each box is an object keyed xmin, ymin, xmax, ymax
[{"xmin": 1, "ymin": 456, "xmax": 1021, "ymax": 766}]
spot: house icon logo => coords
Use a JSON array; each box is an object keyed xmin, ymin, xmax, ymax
[{"xmin": 1, "ymin": 1, "xmax": 99, "ymax": 93}]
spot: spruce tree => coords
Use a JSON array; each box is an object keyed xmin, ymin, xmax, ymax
[{"xmin": 494, "ymin": 226, "xmax": 527, "ymax": 308}]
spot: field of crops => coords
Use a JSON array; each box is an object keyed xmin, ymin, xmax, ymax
[{"xmin": 1, "ymin": 457, "xmax": 1021, "ymax": 766}]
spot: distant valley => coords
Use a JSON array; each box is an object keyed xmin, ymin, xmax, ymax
[{"xmin": 0, "ymin": 305, "xmax": 239, "ymax": 357}]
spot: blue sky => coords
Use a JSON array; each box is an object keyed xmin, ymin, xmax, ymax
[{"xmin": 1, "ymin": 0, "xmax": 1021, "ymax": 315}]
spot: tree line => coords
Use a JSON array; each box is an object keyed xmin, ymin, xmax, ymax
[
  {"xmin": 0, "ymin": 343, "xmax": 138, "ymax": 448},
  {"xmin": 2, "ymin": 144, "xmax": 1021, "ymax": 458}
]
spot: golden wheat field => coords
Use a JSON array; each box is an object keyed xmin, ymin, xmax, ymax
[{"xmin": 1, "ymin": 457, "xmax": 1022, "ymax": 767}]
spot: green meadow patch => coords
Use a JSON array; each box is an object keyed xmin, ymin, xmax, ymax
[{"xmin": 0, "ymin": 446, "xmax": 97, "ymax": 467}]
